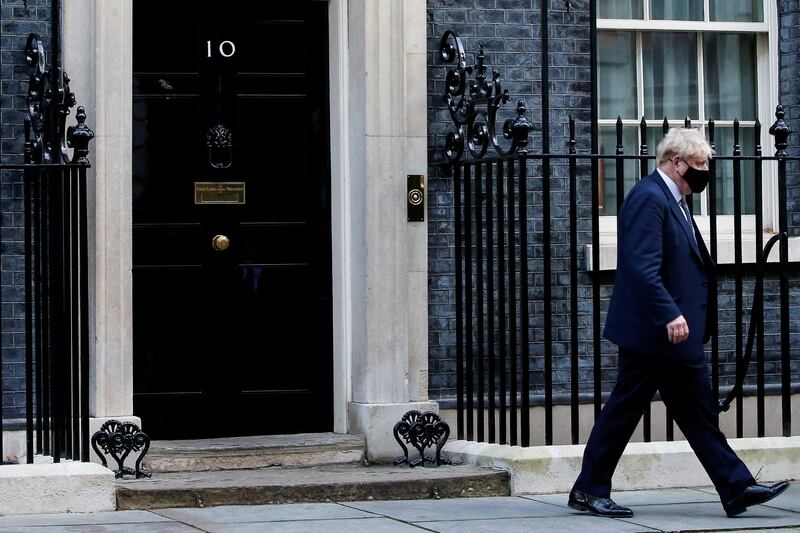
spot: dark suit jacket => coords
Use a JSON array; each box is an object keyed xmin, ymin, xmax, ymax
[{"xmin": 603, "ymin": 170, "xmax": 716, "ymax": 361}]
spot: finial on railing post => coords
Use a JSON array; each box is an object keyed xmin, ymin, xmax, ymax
[
  {"xmin": 67, "ymin": 106, "xmax": 94, "ymax": 165},
  {"xmin": 769, "ymin": 105, "xmax": 792, "ymax": 157},
  {"xmin": 511, "ymin": 99, "xmax": 532, "ymax": 155}
]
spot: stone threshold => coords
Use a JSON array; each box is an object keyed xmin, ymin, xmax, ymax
[
  {"xmin": 143, "ymin": 432, "xmax": 366, "ymax": 473},
  {"xmin": 443, "ymin": 436, "xmax": 800, "ymax": 495},
  {"xmin": 116, "ymin": 463, "xmax": 510, "ymax": 509}
]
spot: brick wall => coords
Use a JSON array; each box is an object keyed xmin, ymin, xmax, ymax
[
  {"xmin": 0, "ymin": 0, "xmax": 51, "ymax": 420},
  {"xmin": 781, "ymin": 0, "xmax": 800, "ymax": 234},
  {"xmin": 427, "ymin": 0, "xmax": 800, "ymax": 402}
]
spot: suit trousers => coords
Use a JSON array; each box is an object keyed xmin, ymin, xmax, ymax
[{"xmin": 573, "ymin": 348, "xmax": 754, "ymax": 502}]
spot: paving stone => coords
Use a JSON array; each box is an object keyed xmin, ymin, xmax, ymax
[
  {"xmin": 414, "ymin": 515, "xmax": 656, "ymax": 532},
  {"xmin": 524, "ymin": 487, "xmax": 720, "ymax": 507},
  {"xmin": 693, "ymin": 483, "xmax": 800, "ymax": 514},
  {"xmin": 155, "ymin": 502, "xmax": 374, "ymax": 524},
  {"xmin": 344, "ymin": 496, "xmax": 569, "ymax": 522},
  {"xmin": 196, "ymin": 517, "xmax": 426, "ymax": 533},
  {"xmin": 0, "ymin": 511, "xmax": 169, "ymax": 527},
  {"xmin": 758, "ymin": 484, "xmax": 800, "ymax": 513},
  {"xmin": 616, "ymin": 501, "xmax": 800, "ymax": 531},
  {"xmin": 0, "ymin": 524, "xmax": 201, "ymax": 533}
]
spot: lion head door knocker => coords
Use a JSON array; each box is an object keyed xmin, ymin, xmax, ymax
[{"xmin": 206, "ymin": 124, "xmax": 233, "ymax": 169}]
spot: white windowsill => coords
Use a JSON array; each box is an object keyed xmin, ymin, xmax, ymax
[{"xmin": 585, "ymin": 233, "xmax": 800, "ymax": 272}]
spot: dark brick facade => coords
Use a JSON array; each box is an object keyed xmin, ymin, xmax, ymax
[
  {"xmin": 0, "ymin": 0, "xmax": 50, "ymax": 420},
  {"xmin": 781, "ymin": 0, "xmax": 800, "ymax": 234},
  {"xmin": 427, "ymin": 0, "xmax": 800, "ymax": 401}
]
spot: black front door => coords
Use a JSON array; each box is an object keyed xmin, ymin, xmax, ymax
[{"xmin": 132, "ymin": 2, "xmax": 332, "ymax": 439}]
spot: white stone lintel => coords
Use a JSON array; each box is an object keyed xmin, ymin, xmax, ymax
[
  {"xmin": 349, "ymin": 401, "xmax": 439, "ymax": 461},
  {"xmin": 0, "ymin": 462, "xmax": 115, "ymax": 515},
  {"xmin": 444, "ymin": 436, "xmax": 800, "ymax": 495}
]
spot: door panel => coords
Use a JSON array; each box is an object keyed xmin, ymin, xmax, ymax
[{"xmin": 132, "ymin": 1, "xmax": 332, "ymax": 439}]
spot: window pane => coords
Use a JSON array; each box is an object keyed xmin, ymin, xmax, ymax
[
  {"xmin": 598, "ymin": 32, "xmax": 637, "ymax": 119},
  {"xmin": 599, "ymin": 126, "xmax": 639, "ymax": 216},
  {"xmin": 712, "ymin": 127, "xmax": 756, "ymax": 215},
  {"xmin": 704, "ymin": 33, "xmax": 757, "ymax": 121},
  {"xmin": 710, "ymin": 0, "xmax": 763, "ymax": 22},
  {"xmin": 646, "ymin": 125, "xmax": 667, "ymax": 163},
  {"xmin": 598, "ymin": 0, "xmax": 643, "ymax": 19},
  {"xmin": 650, "ymin": 0, "xmax": 703, "ymax": 20},
  {"xmin": 643, "ymin": 33, "xmax": 698, "ymax": 120}
]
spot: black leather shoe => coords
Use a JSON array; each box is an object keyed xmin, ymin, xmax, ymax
[
  {"xmin": 568, "ymin": 489, "xmax": 634, "ymax": 518},
  {"xmin": 723, "ymin": 481, "xmax": 790, "ymax": 517}
]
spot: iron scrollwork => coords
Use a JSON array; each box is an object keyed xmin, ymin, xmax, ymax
[
  {"xmin": 393, "ymin": 410, "xmax": 451, "ymax": 467},
  {"xmin": 440, "ymin": 30, "xmax": 532, "ymax": 163},
  {"xmin": 24, "ymin": 33, "xmax": 94, "ymax": 164},
  {"xmin": 91, "ymin": 420, "xmax": 152, "ymax": 479}
]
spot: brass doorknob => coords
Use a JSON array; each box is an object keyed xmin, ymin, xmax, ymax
[{"xmin": 212, "ymin": 234, "xmax": 230, "ymax": 251}]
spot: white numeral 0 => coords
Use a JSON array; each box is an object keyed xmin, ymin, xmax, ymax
[{"xmin": 206, "ymin": 40, "xmax": 236, "ymax": 58}]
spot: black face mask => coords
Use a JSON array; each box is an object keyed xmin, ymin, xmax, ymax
[{"xmin": 680, "ymin": 159, "xmax": 711, "ymax": 193}]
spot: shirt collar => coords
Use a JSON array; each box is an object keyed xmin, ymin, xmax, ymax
[{"xmin": 656, "ymin": 167, "xmax": 683, "ymax": 203}]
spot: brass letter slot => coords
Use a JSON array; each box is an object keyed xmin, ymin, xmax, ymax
[{"xmin": 194, "ymin": 182, "xmax": 246, "ymax": 204}]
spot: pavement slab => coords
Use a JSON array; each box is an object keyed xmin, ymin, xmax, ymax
[
  {"xmin": 415, "ymin": 515, "xmax": 657, "ymax": 532},
  {"xmin": 0, "ymin": 524, "xmax": 201, "ymax": 533},
  {"xmin": 154, "ymin": 502, "xmax": 374, "ymax": 524},
  {"xmin": 760, "ymin": 484, "xmax": 800, "ymax": 513},
  {"xmin": 194, "ymin": 517, "xmax": 427, "ymax": 533},
  {"xmin": 616, "ymin": 501, "xmax": 800, "ymax": 531},
  {"xmin": 524, "ymin": 487, "xmax": 720, "ymax": 507},
  {"xmin": 0, "ymin": 510, "xmax": 170, "ymax": 527},
  {"xmin": 1, "ymin": 485, "xmax": 800, "ymax": 531},
  {"xmin": 343, "ymin": 495, "xmax": 572, "ymax": 522}
]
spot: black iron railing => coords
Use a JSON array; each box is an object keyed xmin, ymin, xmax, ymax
[
  {"xmin": 440, "ymin": 30, "xmax": 799, "ymax": 447},
  {"xmin": 0, "ymin": 25, "xmax": 94, "ymax": 464}
]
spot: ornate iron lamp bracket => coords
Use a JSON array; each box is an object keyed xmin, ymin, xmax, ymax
[
  {"xmin": 440, "ymin": 30, "xmax": 532, "ymax": 163},
  {"xmin": 91, "ymin": 420, "xmax": 152, "ymax": 479},
  {"xmin": 393, "ymin": 410, "xmax": 451, "ymax": 467},
  {"xmin": 24, "ymin": 33, "xmax": 94, "ymax": 165}
]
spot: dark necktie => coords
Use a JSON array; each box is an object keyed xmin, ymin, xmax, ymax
[{"xmin": 678, "ymin": 197, "xmax": 697, "ymax": 246}]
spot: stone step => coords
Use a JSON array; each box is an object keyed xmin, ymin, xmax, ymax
[
  {"xmin": 116, "ymin": 464, "xmax": 510, "ymax": 510},
  {"xmin": 142, "ymin": 433, "xmax": 366, "ymax": 473}
]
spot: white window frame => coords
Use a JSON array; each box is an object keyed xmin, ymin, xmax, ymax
[{"xmin": 587, "ymin": 0, "xmax": 798, "ymax": 270}]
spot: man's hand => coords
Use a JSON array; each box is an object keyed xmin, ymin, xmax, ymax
[{"xmin": 666, "ymin": 315, "xmax": 689, "ymax": 344}]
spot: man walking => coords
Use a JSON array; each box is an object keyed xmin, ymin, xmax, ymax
[{"xmin": 568, "ymin": 128, "xmax": 789, "ymax": 518}]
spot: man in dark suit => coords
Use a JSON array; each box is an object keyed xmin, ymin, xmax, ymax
[{"xmin": 568, "ymin": 128, "xmax": 790, "ymax": 518}]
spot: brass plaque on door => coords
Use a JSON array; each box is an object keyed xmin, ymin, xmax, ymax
[{"xmin": 194, "ymin": 182, "xmax": 246, "ymax": 204}]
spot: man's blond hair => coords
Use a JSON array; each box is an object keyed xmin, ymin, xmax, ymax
[{"xmin": 656, "ymin": 128, "xmax": 714, "ymax": 164}]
